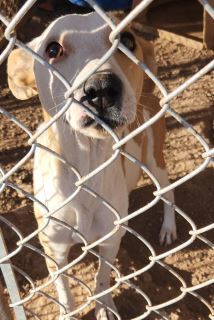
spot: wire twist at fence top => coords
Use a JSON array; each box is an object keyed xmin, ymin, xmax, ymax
[{"xmin": 0, "ymin": 0, "xmax": 213, "ymax": 319}]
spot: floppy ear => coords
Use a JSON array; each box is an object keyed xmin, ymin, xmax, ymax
[
  {"xmin": 137, "ymin": 35, "xmax": 157, "ymax": 93},
  {"xmin": 7, "ymin": 40, "xmax": 38, "ymax": 100}
]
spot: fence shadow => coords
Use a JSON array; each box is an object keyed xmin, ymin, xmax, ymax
[{"xmin": 159, "ymin": 55, "xmax": 214, "ymax": 82}]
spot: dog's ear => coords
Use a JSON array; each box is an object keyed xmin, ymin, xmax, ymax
[
  {"xmin": 137, "ymin": 35, "xmax": 157, "ymax": 93},
  {"xmin": 137, "ymin": 36, "xmax": 156, "ymax": 73},
  {"xmin": 7, "ymin": 40, "xmax": 38, "ymax": 100}
]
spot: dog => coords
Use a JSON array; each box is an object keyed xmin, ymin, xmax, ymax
[{"xmin": 7, "ymin": 12, "xmax": 177, "ymax": 320}]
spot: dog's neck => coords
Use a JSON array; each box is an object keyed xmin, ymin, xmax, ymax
[{"xmin": 45, "ymin": 117, "xmax": 113, "ymax": 178}]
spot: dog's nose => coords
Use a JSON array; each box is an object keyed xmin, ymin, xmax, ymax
[{"xmin": 83, "ymin": 73, "xmax": 122, "ymax": 110}]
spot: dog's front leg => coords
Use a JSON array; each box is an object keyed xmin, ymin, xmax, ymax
[
  {"xmin": 146, "ymin": 149, "xmax": 177, "ymax": 246},
  {"xmin": 95, "ymin": 235, "xmax": 122, "ymax": 320},
  {"xmin": 37, "ymin": 222, "xmax": 75, "ymax": 319},
  {"xmin": 143, "ymin": 107, "xmax": 177, "ymax": 246},
  {"xmin": 153, "ymin": 167, "xmax": 177, "ymax": 246}
]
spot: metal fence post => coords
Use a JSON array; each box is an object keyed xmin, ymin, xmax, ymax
[{"xmin": 0, "ymin": 228, "xmax": 27, "ymax": 320}]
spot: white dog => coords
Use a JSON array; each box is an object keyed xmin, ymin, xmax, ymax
[{"xmin": 7, "ymin": 12, "xmax": 177, "ymax": 320}]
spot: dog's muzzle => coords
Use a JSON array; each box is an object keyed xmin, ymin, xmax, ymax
[
  {"xmin": 84, "ymin": 72, "xmax": 122, "ymax": 110},
  {"xmin": 79, "ymin": 72, "xmax": 124, "ymax": 129}
]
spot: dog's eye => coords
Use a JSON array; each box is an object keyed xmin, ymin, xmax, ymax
[
  {"xmin": 120, "ymin": 32, "xmax": 136, "ymax": 52},
  {"xmin": 46, "ymin": 42, "xmax": 64, "ymax": 59}
]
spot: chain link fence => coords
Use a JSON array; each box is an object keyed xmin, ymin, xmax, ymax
[{"xmin": 0, "ymin": 0, "xmax": 213, "ymax": 319}]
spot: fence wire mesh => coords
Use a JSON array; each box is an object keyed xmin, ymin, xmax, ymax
[{"xmin": 0, "ymin": 0, "xmax": 213, "ymax": 319}]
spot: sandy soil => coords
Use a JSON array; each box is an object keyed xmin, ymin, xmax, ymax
[{"xmin": 0, "ymin": 5, "xmax": 213, "ymax": 320}]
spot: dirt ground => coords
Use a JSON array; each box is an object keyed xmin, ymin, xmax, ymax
[{"xmin": 0, "ymin": 4, "xmax": 213, "ymax": 320}]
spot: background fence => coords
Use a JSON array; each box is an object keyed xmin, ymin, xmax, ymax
[{"xmin": 0, "ymin": 0, "xmax": 214, "ymax": 319}]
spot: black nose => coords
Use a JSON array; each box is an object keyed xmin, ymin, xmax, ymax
[{"xmin": 83, "ymin": 73, "xmax": 122, "ymax": 110}]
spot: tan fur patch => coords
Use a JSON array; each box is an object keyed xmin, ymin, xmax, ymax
[
  {"xmin": 128, "ymin": 94, "xmax": 166, "ymax": 169},
  {"xmin": 7, "ymin": 47, "xmax": 37, "ymax": 100},
  {"xmin": 142, "ymin": 95, "xmax": 166, "ymax": 169}
]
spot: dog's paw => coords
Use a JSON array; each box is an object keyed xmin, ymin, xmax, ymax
[
  {"xmin": 159, "ymin": 222, "xmax": 177, "ymax": 246},
  {"xmin": 96, "ymin": 307, "xmax": 115, "ymax": 320},
  {"xmin": 95, "ymin": 293, "xmax": 117, "ymax": 320}
]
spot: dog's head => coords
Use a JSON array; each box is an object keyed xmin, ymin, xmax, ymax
[{"xmin": 8, "ymin": 13, "xmax": 155, "ymax": 138}]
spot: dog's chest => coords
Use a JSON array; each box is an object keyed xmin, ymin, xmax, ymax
[{"xmin": 33, "ymin": 125, "xmax": 128, "ymax": 231}]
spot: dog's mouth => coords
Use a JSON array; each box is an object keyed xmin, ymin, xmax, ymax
[{"xmin": 80, "ymin": 115, "xmax": 127, "ymax": 131}]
